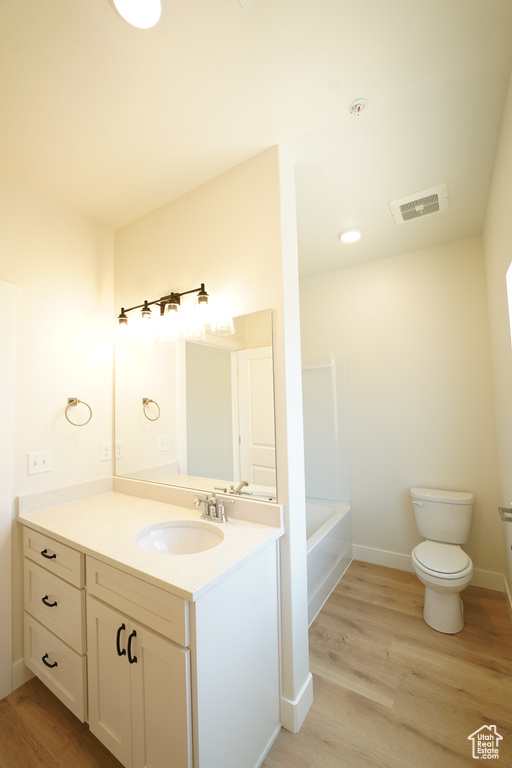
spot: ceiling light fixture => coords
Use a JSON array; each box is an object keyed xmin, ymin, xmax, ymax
[
  {"xmin": 338, "ymin": 229, "xmax": 362, "ymax": 244},
  {"xmin": 117, "ymin": 283, "xmax": 235, "ymax": 343},
  {"xmin": 109, "ymin": 0, "xmax": 163, "ymax": 29}
]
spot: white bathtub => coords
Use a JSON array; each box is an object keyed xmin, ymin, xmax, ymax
[{"xmin": 306, "ymin": 500, "xmax": 353, "ymax": 626}]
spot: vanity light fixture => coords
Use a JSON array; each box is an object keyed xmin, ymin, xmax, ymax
[
  {"xmin": 117, "ymin": 283, "xmax": 234, "ymax": 342},
  {"xmin": 338, "ymin": 229, "xmax": 362, "ymax": 244},
  {"xmin": 109, "ymin": 0, "xmax": 163, "ymax": 29}
]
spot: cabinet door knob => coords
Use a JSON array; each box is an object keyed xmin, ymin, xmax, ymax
[
  {"xmin": 40, "ymin": 549, "xmax": 57, "ymax": 560},
  {"xmin": 116, "ymin": 623, "xmax": 126, "ymax": 656},
  {"xmin": 42, "ymin": 653, "xmax": 58, "ymax": 669},
  {"xmin": 41, "ymin": 595, "xmax": 58, "ymax": 608},
  {"xmin": 127, "ymin": 630, "xmax": 137, "ymax": 664}
]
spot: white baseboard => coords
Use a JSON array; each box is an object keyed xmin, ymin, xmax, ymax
[
  {"xmin": 353, "ymin": 544, "xmax": 414, "ymax": 572},
  {"xmin": 280, "ymin": 673, "xmax": 313, "ymax": 734},
  {"xmin": 353, "ymin": 545, "xmax": 505, "ymax": 592},
  {"xmin": 12, "ymin": 658, "xmax": 34, "ymax": 692},
  {"xmin": 471, "ymin": 569, "xmax": 506, "ymax": 592},
  {"xmin": 255, "ymin": 724, "xmax": 282, "ymax": 768},
  {"xmin": 504, "ymin": 575, "xmax": 512, "ymax": 619}
]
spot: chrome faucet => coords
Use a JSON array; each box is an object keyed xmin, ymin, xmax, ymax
[
  {"xmin": 230, "ymin": 480, "xmax": 249, "ymax": 495},
  {"xmin": 194, "ymin": 493, "xmax": 234, "ymax": 523}
]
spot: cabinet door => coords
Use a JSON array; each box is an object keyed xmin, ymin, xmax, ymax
[
  {"xmin": 130, "ymin": 623, "xmax": 192, "ymax": 768},
  {"xmin": 87, "ymin": 596, "xmax": 133, "ymax": 768}
]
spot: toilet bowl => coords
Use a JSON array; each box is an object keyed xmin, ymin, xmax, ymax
[
  {"xmin": 410, "ymin": 487, "xmax": 474, "ymax": 634},
  {"xmin": 411, "ymin": 540, "xmax": 473, "ymax": 634}
]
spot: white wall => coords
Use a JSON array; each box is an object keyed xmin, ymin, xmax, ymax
[
  {"xmin": 0, "ymin": 280, "xmax": 20, "ymax": 699},
  {"xmin": 115, "ymin": 337, "xmax": 179, "ymax": 477},
  {"xmin": 114, "ymin": 147, "xmax": 311, "ymax": 731},
  {"xmin": 300, "ymin": 236, "xmax": 503, "ymax": 584},
  {"xmin": 186, "ymin": 343, "xmax": 233, "ymax": 478},
  {"xmin": 483, "ymin": 70, "xmax": 512, "ymax": 598},
  {"xmin": 0, "ymin": 177, "xmax": 114, "ymax": 687}
]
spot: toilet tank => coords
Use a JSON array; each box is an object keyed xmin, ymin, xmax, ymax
[{"xmin": 410, "ymin": 487, "xmax": 473, "ymax": 544}]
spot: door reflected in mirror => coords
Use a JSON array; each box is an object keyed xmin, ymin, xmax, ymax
[{"xmin": 115, "ymin": 309, "xmax": 277, "ymax": 501}]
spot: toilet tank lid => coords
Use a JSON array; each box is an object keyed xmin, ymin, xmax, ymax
[{"xmin": 410, "ymin": 487, "xmax": 474, "ymax": 504}]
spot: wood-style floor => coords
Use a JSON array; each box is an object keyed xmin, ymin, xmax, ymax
[
  {"xmin": 0, "ymin": 676, "xmax": 123, "ymax": 768},
  {"xmin": 1, "ymin": 561, "xmax": 511, "ymax": 767},
  {"xmin": 263, "ymin": 561, "xmax": 512, "ymax": 768}
]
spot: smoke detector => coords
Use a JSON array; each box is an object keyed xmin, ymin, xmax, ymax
[
  {"xmin": 389, "ymin": 183, "xmax": 449, "ymax": 225},
  {"xmin": 350, "ymin": 99, "xmax": 367, "ymax": 116}
]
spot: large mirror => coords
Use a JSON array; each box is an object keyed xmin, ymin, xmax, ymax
[{"xmin": 114, "ymin": 309, "xmax": 277, "ymax": 501}]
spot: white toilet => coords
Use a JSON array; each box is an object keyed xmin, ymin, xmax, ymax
[{"xmin": 410, "ymin": 487, "xmax": 474, "ymax": 634}]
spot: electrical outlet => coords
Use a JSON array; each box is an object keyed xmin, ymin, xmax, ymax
[
  {"xmin": 115, "ymin": 440, "xmax": 124, "ymax": 459},
  {"xmin": 158, "ymin": 435, "xmax": 171, "ymax": 452},
  {"xmin": 28, "ymin": 451, "xmax": 52, "ymax": 475},
  {"xmin": 101, "ymin": 442, "xmax": 112, "ymax": 461}
]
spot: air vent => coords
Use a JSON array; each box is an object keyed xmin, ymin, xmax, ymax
[{"xmin": 389, "ymin": 183, "xmax": 449, "ymax": 226}]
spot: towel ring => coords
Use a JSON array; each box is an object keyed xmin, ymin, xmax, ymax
[
  {"xmin": 142, "ymin": 398, "xmax": 160, "ymax": 421},
  {"xmin": 65, "ymin": 398, "xmax": 92, "ymax": 426}
]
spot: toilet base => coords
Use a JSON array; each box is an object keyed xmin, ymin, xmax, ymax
[{"xmin": 423, "ymin": 586, "xmax": 464, "ymax": 634}]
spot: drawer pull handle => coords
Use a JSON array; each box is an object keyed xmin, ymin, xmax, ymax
[
  {"xmin": 41, "ymin": 549, "xmax": 57, "ymax": 560},
  {"xmin": 41, "ymin": 595, "xmax": 58, "ymax": 608},
  {"xmin": 127, "ymin": 630, "xmax": 137, "ymax": 664},
  {"xmin": 42, "ymin": 653, "xmax": 58, "ymax": 669},
  {"xmin": 116, "ymin": 623, "xmax": 126, "ymax": 657}
]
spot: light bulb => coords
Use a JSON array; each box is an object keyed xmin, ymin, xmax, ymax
[
  {"xmin": 181, "ymin": 304, "xmax": 205, "ymax": 342},
  {"xmin": 160, "ymin": 303, "xmax": 180, "ymax": 342},
  {"xmin": 339, "ymin": 229, "xmax": 362, "ymax": 244},
  {"xmin": 110, "ymin": 0, "xmax": 162, "ymax": 29},
  {"xmin": 211, "ymin": 315, "xmax": 235, "ymax": 336}
]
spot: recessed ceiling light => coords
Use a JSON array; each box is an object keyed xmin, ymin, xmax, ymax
[
  {"xmin": 110, "ymin": 0, "xmax": 163, "ymax": 29},
  {"xmin": 339, "ymin": 229, "xmax": 362, "ymax": 244}
]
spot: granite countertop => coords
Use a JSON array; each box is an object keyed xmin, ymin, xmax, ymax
[{"xmin": 18, "ymin": 491, "xmax": 283, "ymax": 602}]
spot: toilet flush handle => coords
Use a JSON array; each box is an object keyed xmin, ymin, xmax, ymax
[{"xmin": 412, "ymin": 500, "xmax": 424, "ymax": 507}]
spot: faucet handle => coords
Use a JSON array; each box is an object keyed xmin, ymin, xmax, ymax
[{"xmin": 216, "ymin": 496, "xmax": 233, "ymax": 523}]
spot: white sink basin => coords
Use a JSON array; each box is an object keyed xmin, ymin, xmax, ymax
[{"xmin": 135, "ymin": 520, "xmax": 224, "ymax": 555}]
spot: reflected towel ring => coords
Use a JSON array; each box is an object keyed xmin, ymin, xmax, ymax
[
  {"xmin": 65, "ymin": 398, "xmax": 93, "ymax": 426},
  {"xmin": 142, "ymin": 398, "xmax": 161, "ymax": 421}
]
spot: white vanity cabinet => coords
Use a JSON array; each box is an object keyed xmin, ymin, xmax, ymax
[
  {"xmin": 191, "ymin": 540, "xmax": 281, "ymax": 768},
  {"xmin": 22, "ymin": 527, "xmax": 87, "ymax": 721},
  {"xmin": 86, "ymin": 557, "xmax": 192, "ymax": 768},
  {"xmin": 87, "ymin": 596, "xmax": 191, "ymax": 768},
  {"xmin": 19, "ymin": 492, "xmax": 282, "ymax": 768},
  {"xmin": 86, "ymin": 543, "xmax": 281, "ymax": 768}
]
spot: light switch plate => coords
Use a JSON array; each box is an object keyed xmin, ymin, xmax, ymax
[{"xmin": 28, "ymin": 451, "xmax": 52, "ymax": 475}]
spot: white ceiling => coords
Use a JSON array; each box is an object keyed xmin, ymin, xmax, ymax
[{"xmin": 1, "ymin": 0, "xmax": 511, "ymax": 277}]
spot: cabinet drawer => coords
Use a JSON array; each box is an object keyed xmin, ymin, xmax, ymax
[
  {"xmin": 24, "ymin": 559, "xmax": 86, "ymax": 654},
  {"xmin": 24, "ymin": 613, "xmax": 87, "ymax": 722},
  {"xmin": 87, "ymin": 557, "xmax": 189, "ymax": 647},
  {"xmin": 23, "ymin": 527, "xmax": 84, "ymax": 588}
]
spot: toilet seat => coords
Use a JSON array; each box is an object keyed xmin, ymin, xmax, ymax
[{"xmin": 413, "ymin": 541, "xmax": 472, "ymax": 579}]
